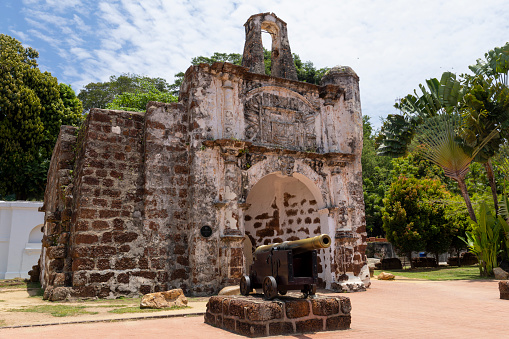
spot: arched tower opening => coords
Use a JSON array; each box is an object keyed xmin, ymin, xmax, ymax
[
  {"xmin": 243, "ymin": 172, "xmax": 331, "ymax": 286},
  {"xmin": 241, "ymin": 12, "xmax": 298, "ymax": 80}
]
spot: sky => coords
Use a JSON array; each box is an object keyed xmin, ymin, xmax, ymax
[{"xmin": 2, "ymin": 0, "xmax": 509, "ymax": 129}]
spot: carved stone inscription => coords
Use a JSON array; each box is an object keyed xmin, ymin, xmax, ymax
[{"xmin": 245, "ymin": 91, "xmax": 317, "ymax": 150}]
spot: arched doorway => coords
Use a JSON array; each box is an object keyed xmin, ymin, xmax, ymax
[{"xmin": 243, "ymin": 172, "xmax": 331, "ymax": 286}]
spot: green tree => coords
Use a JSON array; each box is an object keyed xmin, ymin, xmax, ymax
[
  {"xmin": 382, "ymin": 176, "xmax": 452, "ymax": 268},
  {"xmin": 191, "ymin": 52, "xmax": 242, "ymax": 66},
  {"xmin": 106, "ymin": 78, "xmax": 177, "ymax": 112},
  {"xmin": 293, "ymin": 54, "xmax": 329, "ymax": 84},
  {"xmin": 78, "ymin": 73, "xmax": 172, "ymax": 112},
  {"xmin": 362, "ymin": 116, "xmax": 393, "ymax": 236},
  {"xmin": 459, "ymin": 45, "xmax": 509, "ymax": 213},
  {"xmin": 0, "ymin": 34, "xmax": 84, "ymax": 200},
  {"xmin": 414, "ymin": 113, "xmax": 497, "ymax": 222}
]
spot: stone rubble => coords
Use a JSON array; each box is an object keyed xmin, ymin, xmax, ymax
[{"xmin": 140, "ymin": 288, "xmax": 188, "ymax": 309}]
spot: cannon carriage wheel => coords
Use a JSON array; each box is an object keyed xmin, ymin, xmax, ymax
[
  {"xmin": 240, "ymin": 275, "xmax": 251, "ymax": 296},
  {"xmin": 263, "ymin": 276, "xmax": 278, "ymax": 299}
]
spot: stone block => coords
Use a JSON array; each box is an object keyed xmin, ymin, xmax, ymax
[
  {"xmin": 326, "ymin": 315, "xmax": 351, "ymax": 330},
  {"xmin": 268, "ymin": 322, "xmax": 294, "ymax": 336},
  {"xmin": 89, "ymin": 272, "xmax": 114, "ymax": 283},
  {"xmin": 72, "ymin": 258, "xmax": 94, "ymax": 271},
  {"xmin": 285, "ymin": 299, "xmax": 310, "ymax": 318},
  {"xmin": 74, "ymin": 233, "xmax": 98, "ymax": 245},
  {"xmin": 311, "ymin": 298, "xmax": 339, "ymax": 316},
  {"xmin": 339, "ymin": 296, "xmax": 352, "ymax": 314},
  {"xmin": 236, "ymin": 320, "xmax": 267, "ymax": 337},
  {"xmin": 227, "ymin": 299, "xmax": 247, "ymax": 319},
  {"xmin": 295, "ymin": 318, "xmax": 324, "ymax": 333},
  {"xmin": 53, "ymin": 272, "xmax": 66, "ymax": 287},
  {"xmin": 204, "ymin": 311, "xmax": 216, "ymax": 326},
  {"xmin": 494, "ymin": 267, "xmax": 509, "ymax": 280},
  {"xmin": 499, "ymin": 281, "xmax": 509, "ymax": 300},
  {"xmin": 47, "ymin": 246, "xmax": 67, "ymax": 259},
  {"xmin": 49, "ymin": 287, "xmax": 71, "ymax": 301}
]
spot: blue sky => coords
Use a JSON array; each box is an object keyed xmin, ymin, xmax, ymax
[{"xmin": 2, "ymin": 0, "xmax": 509, "ymax": 129}]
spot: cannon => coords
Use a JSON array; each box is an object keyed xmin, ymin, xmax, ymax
[{"xmin": 240, "ymin": 234, "xmax": 331, "ymax": 299}]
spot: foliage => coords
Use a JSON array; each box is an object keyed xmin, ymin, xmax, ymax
[
  {"xmin": 382, "ymin": 176, "xmax": 453, "ymax": 267},
  {"xmin": 376, "ymin": 72, "xmax": 461, "ymax": 157},
  {"xmin": 374, "ymin": 265, "xmax": 489, "ymax": 280},
  {"xmin": 0, "ymin": 34, "xmax": 84, "ymax": 200},
  {"xmin": 362, "ymin": 116, "xmax": 393, "ymax": 236},
  {"xmin": 469, "ymin": 42, "xmax": 509, "ymax": 86},
  {"xmin": 413, "ymin": 113, "xmax": 497, "ymax": 221},
  {"xmin": 191, "ymin": 52, "xmax": 242, "ymax": 66},
  {"xmin": 106, "ymin": 78, "xmax": 177, "ymax": 112},
  {"xmin": 78, "ymin": 73, "xmax": 172, "ymax": 112},
  {"xmin": 460, "ymin": 202, "xmax": 502, "ymax": 277},
  {"xmin": 459, "ymin": 75, "xmax": 509, "ymax": 163},
  {"xmin": 292, "ymin": 54, "xmax": 329, "ymax": 84},
  {"xmin": 498, "ymin": 213, "xmax": 509, "ymax": 261}
]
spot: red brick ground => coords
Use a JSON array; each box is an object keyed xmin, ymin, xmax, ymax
[{"xmin": 0, "ymin": 279, "xmax": 505, "ymax": 338}]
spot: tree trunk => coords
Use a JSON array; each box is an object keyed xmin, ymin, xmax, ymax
[
  {"xmin": 455, "ymin": 178, "xmax": 477, "ymax": 223},
  {"xmin": 483, "ymin": 160, "xmax": 499, "ymax": 215},
  {"xmin": 434, "ymin": 252, "xmax": 439, "ymax": 267}
]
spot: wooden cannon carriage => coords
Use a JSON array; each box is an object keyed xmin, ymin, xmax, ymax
[{"xmin": 240, "ymin": 234, "xmax": 331, "ymax": 299}]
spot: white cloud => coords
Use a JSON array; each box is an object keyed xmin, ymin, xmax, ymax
[
  {"xmin": 8, "ymin": 29, "xmax": 29, "ymax": 42},
  {"xmin": 10, "ymin": 0, "xmax": 509, "ymax": 128}
]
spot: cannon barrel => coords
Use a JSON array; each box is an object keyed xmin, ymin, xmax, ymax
[{"xmin": 253, "ymin": 234, "xmax": 331, "ymax": 255}]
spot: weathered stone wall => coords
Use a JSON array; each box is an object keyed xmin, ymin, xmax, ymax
[
  {"xmin": 40, "ymin": 125, "xmax": 77, "ymax": 292},
  {"xmin": 143, "ymin": 102, "xmax": 191, "ymax": 293},
  {"xmin": 40, "ymin": 13, "xmax": 367, "ymax": 298},
  {"xmin": 69, "ymin": 109, "xmax": 146, "ymax": 298}
]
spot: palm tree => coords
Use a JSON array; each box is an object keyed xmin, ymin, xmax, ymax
[
  {"xmin": 414, "ymin": 114, "xmax": 498, "ymax": 222},
  {"xmin": 378, "ymin": 67, "xmax": 509, "ymax": 217},
  {"xmin": 462, "ymin": 44, "xmax": 509, "ymax": 213}
]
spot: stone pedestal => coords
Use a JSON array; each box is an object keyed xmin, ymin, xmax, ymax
[
  {"xmin": 499, "ymin": 281, "xmax": 509, "ymax": 300},
  {"xmin": 204, "ymin": 294, "xmax": 351, "ymax": 337}
]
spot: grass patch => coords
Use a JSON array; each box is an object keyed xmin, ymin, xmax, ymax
[
  {"xmin": 0, "ymin": 319, "xmax": 6, "ymax": 327},
  {"xmin": 0, "ymin": 300, "xmax": 5, "ymax": 302},
  {"xmin": 0, "ymin": 278, "xmax": 27, "ymax": 289},
  {"xmin": 108, "ymin": 305, "xmax": 190, "ymax": 314},
  {"xmin": 29, "ymin": 287, "xmax": 44, "ymax": 298},
  {"xmin": 374, "ymin": 265, "xmax": 493, "ymax": 281},
  {"xmin": 8, "ymin": 305, "xmax": 98, "ymax": 317}
]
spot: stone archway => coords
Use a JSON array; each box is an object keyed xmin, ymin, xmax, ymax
[{"xmin": 243, "ymin": 172, "xmax": 331, "ymax": 286}]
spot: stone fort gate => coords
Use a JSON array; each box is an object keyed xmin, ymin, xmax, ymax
[{"xmin": 39, "ymin": 13, "xmax": 367, "ymax": 300}]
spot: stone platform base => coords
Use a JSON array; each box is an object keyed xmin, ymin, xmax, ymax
[
  {"xmin": 500, "ymin": 281, "xmax": 509, "ymax": 300},
  {"xmin": 204, "ymin": 293, "xmax": 351, "ymax": 337}
]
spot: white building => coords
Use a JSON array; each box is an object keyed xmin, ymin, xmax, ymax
[{"xmin": 0, "ymin": 201, "xmax": 43, "ymax": 279}]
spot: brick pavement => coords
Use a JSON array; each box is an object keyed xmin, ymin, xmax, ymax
[{"xmin": 0, "ymin": 279, "xmax": 505, "ymax": 338}]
